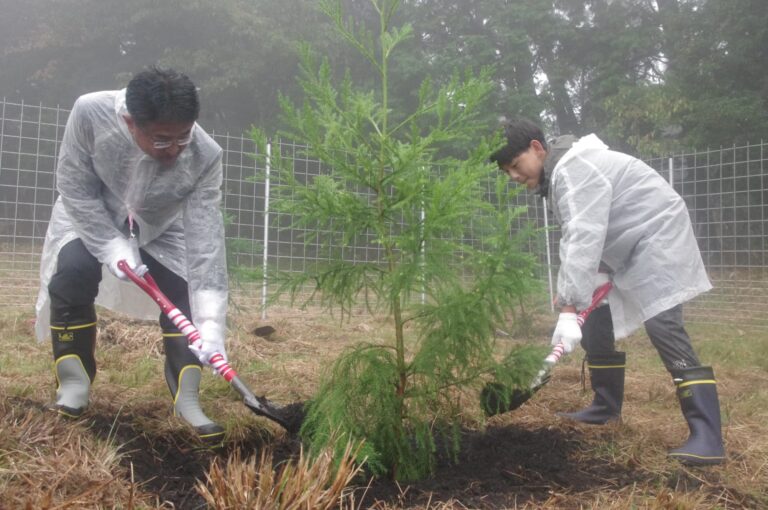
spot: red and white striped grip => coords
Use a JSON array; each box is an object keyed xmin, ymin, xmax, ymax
[{"xmin": 117, "ymin": 260, "xmax": 237, "ymax": 382}]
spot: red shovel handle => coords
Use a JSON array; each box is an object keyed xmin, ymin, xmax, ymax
[
  {"xmin": 117, "ymin": 261, "xmax": 303, "ymax": 432},
  {"xmin": 117, "ymin": 260, "xmax": 237, "ymax": 383}
]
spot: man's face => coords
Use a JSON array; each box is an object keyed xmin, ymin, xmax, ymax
[
  {"xmin": 124, "ymin": 115, "xmax": 195, "ymax": 166},
  {"xmin": 499, "ymin": 139, "xmax": 547, "ymax": 190}
]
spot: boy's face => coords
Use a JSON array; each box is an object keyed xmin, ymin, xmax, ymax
[{"xmin": 499, "ymin": 139, "xmax": 547, "ymax": 190}]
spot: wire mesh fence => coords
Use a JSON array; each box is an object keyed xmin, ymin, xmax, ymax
[
  {"xmin": 645, "ymin": 147, "xmax": 767, "ymax": 327},
  {"xmin": 220, "ymin": 134, "xmax": 549, "ymax": 314},
  {"xmin": 1, "ymin": 97, "xmax": 765, "ymax": 329}
]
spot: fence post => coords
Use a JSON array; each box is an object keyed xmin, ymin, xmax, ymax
[
  {"xmin": 261, "ymin": 140, "xmax": 272, "ymax": 320},
  {"xmin": 420, "ymin": 196, "xmax": 426, "ymax": 305},
  {"xmin": 0, "ymin": 98, "xmax": 5, "ymax": 174},
  {"xmin": 668, "ymin": 156, "xmax": 674, "ymax": 187},
  {"xmin": 54, "ymin": 103, "xmax": 62, "ymax": 193},
  {"xmin": 542, "ymin": 197, "xmax": 555, "ymax": 313}
]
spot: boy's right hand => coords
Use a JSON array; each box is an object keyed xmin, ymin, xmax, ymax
[{"xmin": 551, "ymin": 312, "xmax": 582, "ymax": 353}]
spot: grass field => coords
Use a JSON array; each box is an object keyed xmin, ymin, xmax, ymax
[{"xmin": 1, "ymin": 303, "xmax": 767, "ymax": 509}]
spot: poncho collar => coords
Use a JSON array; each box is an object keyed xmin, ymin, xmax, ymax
[{"xmin": 536, "ymin": 134, "xmax": 578, "ymax": 198}]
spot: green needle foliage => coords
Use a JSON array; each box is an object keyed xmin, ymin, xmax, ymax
[{"xmin": 252, "ymin": 0, "xmax": 543, "ymax": 481}]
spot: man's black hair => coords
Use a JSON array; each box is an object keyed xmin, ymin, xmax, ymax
[
  {"xmin": 125, "ymin": 66, "xmax": 199, "ymax": 126},
  {"xmin": 489, "ymin": 118, "xmax": 547, "ymax": 167}
]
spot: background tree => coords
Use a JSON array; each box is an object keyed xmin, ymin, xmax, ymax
[
  {"xmin": 393, "ymin": 0, "xmax": 546, "ymax": 128},
  {"xmin": 659, "ymin": 0, "xmax": 768, "ymax": 147},
  {"xmin": 0, "ymin": 0, "xmax": 333, "ymax": 132},
  {"xmin": 253, "ymin": 0, "xmax": 543, "ymax": 480},
  {"xmin": 2, "ymin": 0, "xmax": 766, "ymax": 151}
]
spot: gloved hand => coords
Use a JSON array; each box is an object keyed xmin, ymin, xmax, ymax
[
  {"xmin": 189, "ymin": 319, "xmax": 228, "ymax": 366},
  {"xmin": 104, "ymin": 237, "xmax": 148, "ymax": 281},
  {"xmin": 551, "ymin": 312, "xmax": 582, "ymax": 353}
]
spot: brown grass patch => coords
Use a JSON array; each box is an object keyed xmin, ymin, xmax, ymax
[
  {"xmin": 1, "ymin": 304, "xmax": 767, "ymax": 509},
  {"xmin": 197, "ymin": 441, "xmax": 364, "ymax": 509},
  {"xmin": 0, "ymin": 397, "xmax": 156, "ymax": 509}
]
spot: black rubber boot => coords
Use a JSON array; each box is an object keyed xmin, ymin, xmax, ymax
[
  {"xmin": 164, "ymin": 335, "xmax": 225, "ymax": 445},
  {"xmin": 50, "ymin": 305, "xmax": 97, "ymax": 418},
  {"xmin": 559, "ymin": 351, "xmax": 625, "ymax": 424},
  {"xmin": 669, "ymin": 366, "xmax": 726, "ymax": 465}
]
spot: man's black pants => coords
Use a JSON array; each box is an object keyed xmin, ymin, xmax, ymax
[{"xmin": 48, "ymin": 238, "xmax": 190, "ymax": 331}]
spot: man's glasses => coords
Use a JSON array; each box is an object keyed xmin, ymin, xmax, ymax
[{"xmin": 146, "ymin": 125, "xmax": 195, "ymax": 149}]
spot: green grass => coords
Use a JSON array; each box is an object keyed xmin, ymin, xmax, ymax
[
  {"xmin": 0, "ymin": 353, "xmax": 50, "ymax": 377},
  {"xmin": 105, "ymin": 356, "xmax": 159, "ymax": 388},
  {"xmin": 691, "ymin": 324, "xmax": 768, "ymax": 371}
]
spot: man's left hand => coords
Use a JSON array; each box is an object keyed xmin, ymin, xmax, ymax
[{"xmin": 188, "ymin": 320, "xmax": 227, "ymax": 366}]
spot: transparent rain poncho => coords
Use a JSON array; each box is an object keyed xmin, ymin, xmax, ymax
[
  {"xmin": 35, "ymin": 89, "xmax": 228, "ymax": 342},
  {"xmin": 547, "ymin": 134, "xmax": 711, "ymax": 338}
]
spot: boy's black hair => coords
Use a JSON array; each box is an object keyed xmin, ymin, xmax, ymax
[
  {"xmin": 489, "ymin": 118, "xmax": 547, "ymax": 167},
  {"xmin": 126, "ymin": 66, "xmax": 199, "ymax": 126}
]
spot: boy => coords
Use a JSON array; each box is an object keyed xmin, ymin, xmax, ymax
[{"xmin": 490, "ymin": 118, "xmax": 725, "ymax": 465}]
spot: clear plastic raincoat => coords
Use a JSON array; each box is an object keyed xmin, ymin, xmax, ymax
[
  {"xmin": 545, "ymin": 134, "xmax": 711, "ymax": 338},
  {"xmin": 35, "ymin": 89, "xmax": 228, "ymax": 342}
]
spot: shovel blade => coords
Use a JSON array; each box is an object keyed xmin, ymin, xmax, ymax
[
  {"xmin": 481, "ymin": 364, "xmax": 553, "ymax": 416},
  {"xmin": 480, "ymin": 382, "xmax": 535, "ymax": 416},
  {"xmin": 244, "ymin": 395, "xmax": 306, "ymax": 434}
]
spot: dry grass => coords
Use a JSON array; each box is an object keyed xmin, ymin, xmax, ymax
[
  {"xmin": 1, "ymin": 303, "xmax": 767, "ymax": 509},
  {"xmin": 0, "ymin": 397, "xmax": 154, "ymax": 509},
  {"xmin": 197, "ymin": 441, "xmax": 365, "ymax": 509}
]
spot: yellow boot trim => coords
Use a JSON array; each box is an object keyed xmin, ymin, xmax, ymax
[
  {"xmin": 56, "ymin": 408, "xmax": 83, "ymax": 419},
  {"xmin": 53, "ymin": 354, "xmax": 87, "ymax": 390},
  {"xmin": 199, "ymin": 430, "xmax": 226, "ymax": 440},
  {"xmin": 51, "ymin": 322, "xmax": 97, "ymax": 331},
  {"xmin": 677, "ymin": 380, "xmax": 717, "ymax": 388},
  {"xmin": 162, "ymin": 332, "xmax": 185, "ymax": 337},
  {"xmin": 172, "ymin": 365, "xmax": 202, "ymax": 417},
  {"xmin": 669, "ymin": 451, "xmax": 725, "ymax": 461},
  {"xmin": 52, "ymin": 354, "xmax": 90, "ymax": 418},
  {"xmin": 587, "ymin": 363, "xmax": 626, "ymax": 369}
]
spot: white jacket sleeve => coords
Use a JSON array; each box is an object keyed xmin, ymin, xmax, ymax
[
  {"xmin": 184, "ymin": 152, "xmax": 229, "ymax": 345},
  {"xmin": 56, "ymin": 97, "xmax": 125, "ymax": 262},
  {"xmin": 553, "ymin": 156, "xmax": 613, "ymax": 311}
]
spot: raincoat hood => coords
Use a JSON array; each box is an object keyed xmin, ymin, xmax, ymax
[{"xmin": 536, "ymin": 134, "xmax": 578, "ymax": 198}]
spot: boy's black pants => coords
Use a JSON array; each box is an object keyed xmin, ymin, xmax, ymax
[{"xmin": 581, "ymin": 303, "xmax": 701, "ymax": 372}]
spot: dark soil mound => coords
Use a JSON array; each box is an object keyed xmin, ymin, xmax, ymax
[{"xmin": 356, "ymin": 424, "xmax": 646, "ymax": 508}]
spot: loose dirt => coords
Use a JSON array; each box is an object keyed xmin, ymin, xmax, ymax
[{"xmin": 76, "ymin": 403, "xmax": 646, "ymax": 509}]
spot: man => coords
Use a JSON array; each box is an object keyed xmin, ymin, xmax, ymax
[
  {"xmin": 489, "ymin": 118, "xmax": 725, "ymax": 465},
  {"xmin": 35, "ymin": 67, "xmax": 228, "ymax": 444}
]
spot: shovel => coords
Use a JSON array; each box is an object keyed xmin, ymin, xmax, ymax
[
  {"xmin": 118, "ymin": 260, "xmax": 304, "ymax": 434},
  {"xmin": 481, "ymin": 282, "xmax": 613, "ymax": 416}
]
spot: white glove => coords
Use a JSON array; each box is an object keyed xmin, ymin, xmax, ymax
[
  {"xmin": 551, "ymin": 312, "xmax": 582, "ymax": 354},
  {"xmin": 188, "ymin": 319, "xmax": 228, "ymax": 366},
  {"xmin": 104, "ymin": 237, "xmax": 148, "ymax": 281}
]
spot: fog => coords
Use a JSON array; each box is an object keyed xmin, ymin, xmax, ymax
[{"xmin": 1, "ymin": 0, "xmax": 766, "ymax": 152}]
